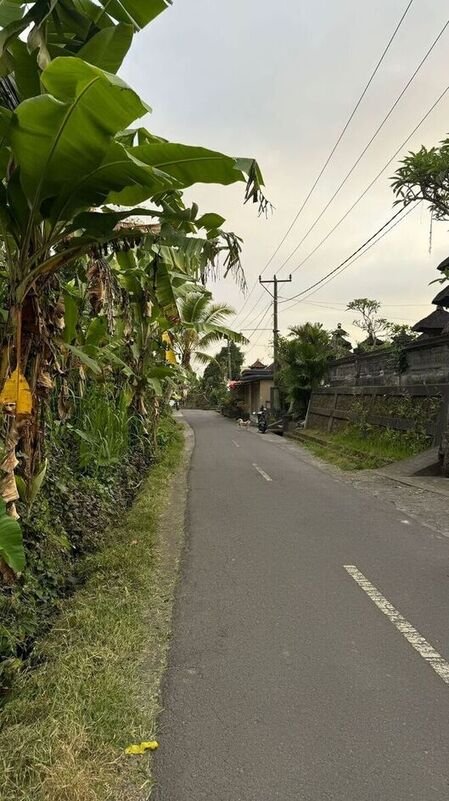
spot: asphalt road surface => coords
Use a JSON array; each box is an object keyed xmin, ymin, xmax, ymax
[{"xmin": 154, "ymin": 410, "xmax": 449, "ymax": 800}]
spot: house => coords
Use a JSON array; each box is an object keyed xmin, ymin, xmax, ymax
[{"xmin": 234, "ymin": 360, "xmax": 275, "ymax": 413}]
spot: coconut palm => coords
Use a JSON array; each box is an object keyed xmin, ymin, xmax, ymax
[{"xmin": 173, "ymin": 292, "xmax": 248, "ymax": 369}]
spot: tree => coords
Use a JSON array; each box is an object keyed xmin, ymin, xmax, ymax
[
  {"xmin": 0, "ymin": 5, "xmax": 267, "ymax": 577},
  {"xmin": 392, "ymin": 140, "xmax": 449, "ymax": 222},
  {"xmin": 173, "ymin": 293, "xmax": 248, "ymax": 369},
  {"xmin": 202, "ymin": 342, "xmax": 243, "ymax": 405},
  {"xmin": 278, "ymin": 322, "xmax": 332, "ymax": 415},
  {"xmin": 203, "ymin": 341, "xmax": 243, "ymax": 383},
  {"xmin": 347, "ymin": 298, "xmax": 390, "ymax": 349}
]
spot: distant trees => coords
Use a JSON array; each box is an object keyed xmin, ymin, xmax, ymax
[
  {"xmin": 347, "ymin": 298, "xmax": 390, "ymax": 349},
  {"xmin": 202, "ymin": 342, "xmax": 244, "ymax": 407}
]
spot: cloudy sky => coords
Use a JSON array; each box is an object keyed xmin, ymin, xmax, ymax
[{"xmin": 122, "ymin": 0, "xmax": 449, "ymax": 365}]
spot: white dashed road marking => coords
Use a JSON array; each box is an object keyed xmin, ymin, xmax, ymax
[
  {"xmin": 344, "ymin": 565, "xmax": 449, "ymax": 685},
  {"xmin": 232, "ymin": 440, "xmax": 240, "ymax": 448},
  {"xmin": 252, "ymin": 463, "xmax": 272, "ymax": 482}
]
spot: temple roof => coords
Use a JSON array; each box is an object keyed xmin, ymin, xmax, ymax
[
  {"xmin": 412, "ymin": 306, "xmax": 449, "ymax": 333},
  {"xmin": 431, "ymin": 285, "xmax": 449, "ymax": 308},
  {"xmin": 332, "ymin": 323, "xmax": 349, "ymax": 337},
  {"xmin": 437, "ymin": 256, "xmax": 449, "ymax": 273}
]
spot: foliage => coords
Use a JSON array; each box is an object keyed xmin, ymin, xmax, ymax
[
  {"xmin": 278, "ymin": 322, "xmax": 332, "ymax": 414},
  {"xmin": 0, "ymin": 421, "xmax": 184, "ymax": 801},
  {"xmin": 385, "ymin": 323, "xmax": 418, "ymax": 374},
  {"xmin": 201, "ymin": 341, "xmax": 243, "ymax": 406},
  {"xmin": 71, "ymin": 386, "xmax": 131, "ymax": 470},
  {"xmin": 302, "ymin": 425, "xmax": 428, "ymax": 471},
  {"xmin": 173, "ymin": 292, "xmax": 248, "ymax": 369},
  {"xmin": 0, "ymin": 499, "xmax": 24, "ymax": 574},
  {"xmin": 0, "ymin": 0, "xmax": 266, "ymax": 585},
  {"xmin": 0, "ymin": 397, "xmax": 158, "ymax": 693},
  {"xmin": 347, "ymin": 298, "xmax": 390, "ymax": 349},
  {"xmin": 392, "ymin": 139, "xmax": 449, "ymax": 222}
]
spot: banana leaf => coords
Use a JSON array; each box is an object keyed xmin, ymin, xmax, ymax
[{"xmin": 10, "ymin": 57, "xmax": 148, "ymax": 212}]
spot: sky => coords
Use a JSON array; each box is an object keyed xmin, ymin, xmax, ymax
[{"xmin": 121, "ymin": 0, "xmax": 449, "ymax": 366}]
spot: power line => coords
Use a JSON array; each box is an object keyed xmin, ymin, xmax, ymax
[
  {"xmin": 281, "ymin": 203, "xmax": 419, "ymax": 312},
  {"xmin": 263, "ymin": 0, "xmax": 415, "ymax": 273},
  {"xmin": 275, "ymin": 15, "xmax": 449, "ymax": 275},
  {"xmin": 279, "ymin": 82, "xmax": 449, "ymax": 280},
  {"xmin": 281, "ymin": 207, "xmax": 407, "ymax": 303},
  {"xmin": 232, "ymin": 1, "xmax": 415, "ymax": 325},
  {"xmin": 239, "ymin": 76, "xmax": 448, "ymax": 330},
  {"xmin": 283, "ymin": 299, "xmax": 416, "ymax": 321},
  {"xmin": 234, "ymin": 19, "xmax": 448, "ymax": 332},
  {"xmin": 234, "ymin": 286, "xmax": 280, "ymax": 332},
  {"xmin": 244, "ymin": 207, "xmax": 418, "ymax": 353},
  {"xmin": 243, "ymin": 301, "xmax": 272, "ymax": 337},
  {"xmin": 243, "ymin": 304, "xmax": 272, "ymax": 360},
  {"xmin": 237, "ymin": 71, "xmax": 446, "ymax": 333},
  {"xmin": 290, "ymin": 300, "xmax": 430, "ymax": 308}
]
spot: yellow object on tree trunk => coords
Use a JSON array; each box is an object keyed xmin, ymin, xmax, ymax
[
  {"xmin": 162, "ymin": 332, "xmax": 177, "ymax": 364},
  {"xmin": 0, "ymin": 368, "xmax": 32, "ymax": 415}
]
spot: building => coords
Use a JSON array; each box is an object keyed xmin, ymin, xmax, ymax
[
  {"xmin": 234, "ymin": 361, "xmax": 274, "ymax": 413},
  {"xmin": 412, "ymin": 306, "xmax": 449, "ymax": 338}
]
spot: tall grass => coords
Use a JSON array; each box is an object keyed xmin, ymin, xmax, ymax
[
  {"xmin": 302, "ymin": 424, "xmax": 429, "ymax": 471},
  {"xmin": 72, "ymin": 387, "xmax": 131, "ymax": 470}
]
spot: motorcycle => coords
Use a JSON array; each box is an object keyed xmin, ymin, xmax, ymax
[{"xmin": 256, "ymin": 408, "xmax": 268, "ymax": 433}]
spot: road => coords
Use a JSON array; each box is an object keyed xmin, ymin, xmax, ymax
[{"xmin": 154, "ymin": 410, "xmax": 449, "ymax": 800}]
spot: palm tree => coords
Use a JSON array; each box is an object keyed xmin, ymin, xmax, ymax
[
  {"xmin": 279, "ymin": 322, "xmax": 331, "ymax": 415},
  {"xmin": 173, "ymin": 292, "xmax": 248, "ymax": 369}
]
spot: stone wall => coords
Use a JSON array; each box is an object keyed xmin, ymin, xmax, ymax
[
  {"xmin": 327, "ymin": 334, "xmax": 449, "ymax": 387},
  {"xmin": 306, "ymin": 336, "xmax": 449, "ymax": 443}
]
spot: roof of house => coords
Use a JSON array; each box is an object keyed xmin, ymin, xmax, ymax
[
  {"xmin": 412, "ymin": 306, "xmax": 449, "ymax": 332},
  {"xmin": 431, "ymin": 285, "xmax": 449, "ymax": 308},
  {"xmin": 437, "ymin": 256, "xmax": 449, "ymax": 273},
  {"xmin": 238, "ymin": 362, "xmax": 274, "ymax": 383},
  {"xmin": 249, "ymin": 359, "xmax": 266, "ymax": 369}
]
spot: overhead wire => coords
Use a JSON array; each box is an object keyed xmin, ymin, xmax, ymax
[
  {"xmin": 243, "ymin": 303, "xmax": 273, "ymax": 360},
  {"xmin": 275, "ymin": 15, "xmax": 449, "ymax": 275},
  {"xmin": 276, "ymin": 82, "xmax": 449, "ymax": 282},
  {"xmin": 281, "ymin": 203, "xmax": 420, "ymax": 312},
  {"xmin": 263, "ymin": 0, "xmax": 416, "ymax": 274},
  {"xmin": 243, "ymin": 206, "xmax": 419, "ymax": 357},
  {"xmin": 231, "ymin": 0, "xmax": 416, "ymax": 323}
]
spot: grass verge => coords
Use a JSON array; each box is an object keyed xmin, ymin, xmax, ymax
[
  {"xmin": 0, "ymin": 420, "xmax": 186, "ymax": 801},
  {"xmin": 294, "ymin": 426, "xmax": 428, "ymax": 471}
]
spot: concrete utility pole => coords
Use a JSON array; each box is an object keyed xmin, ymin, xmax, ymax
[
  {"xmin": 259, "ymin": 274, "xmax": 292, "ymax": 411},
  {"xmin": 227, "ymin": 338, "xmax": 232, "ymax": 380}
]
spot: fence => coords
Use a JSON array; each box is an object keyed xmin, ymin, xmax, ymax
[{"xmin": 306, "ymin": 384, "xmax": 449, "ymax": 445}]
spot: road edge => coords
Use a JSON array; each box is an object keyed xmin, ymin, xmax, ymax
[{"xmin": 121, "ymin": 418, "xmax": 195, "ymax": 800}]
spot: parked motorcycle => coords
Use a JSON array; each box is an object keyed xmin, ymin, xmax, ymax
[{"xmin": 256, "ymin": 407, "xmax": 268, "ymax": 433}]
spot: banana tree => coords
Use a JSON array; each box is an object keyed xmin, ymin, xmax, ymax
[
  {"xmin": 0, "ymin": 54, "xmax": 264, "ymax": 460},
  {"xmin": 0, "ymin": 0, "xmax": 173, "ymax": 96},
  {"xmin": 0, "ymin": 10, "xmax": 266, "ymax": 576},
  {"xmin": 109, "ymin": 221, "xmax": 235, "ymax": 416}
]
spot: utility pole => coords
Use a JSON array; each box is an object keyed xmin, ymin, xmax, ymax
[
  {"xmin": 227, "ymin": 337, "xmax": 232, "ymax": 380},
  {"xmin": 259, "ymin": 274, "xmax": 292, "ymax": 412}
]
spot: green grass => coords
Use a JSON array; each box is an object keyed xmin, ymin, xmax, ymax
[
  {"xmin": 0, "ymin": 421, "xmax": 185, "ymax": 801},
  {"xmin": 298, "ymin": 425, "xmax": 429, "ymax": 471}
]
